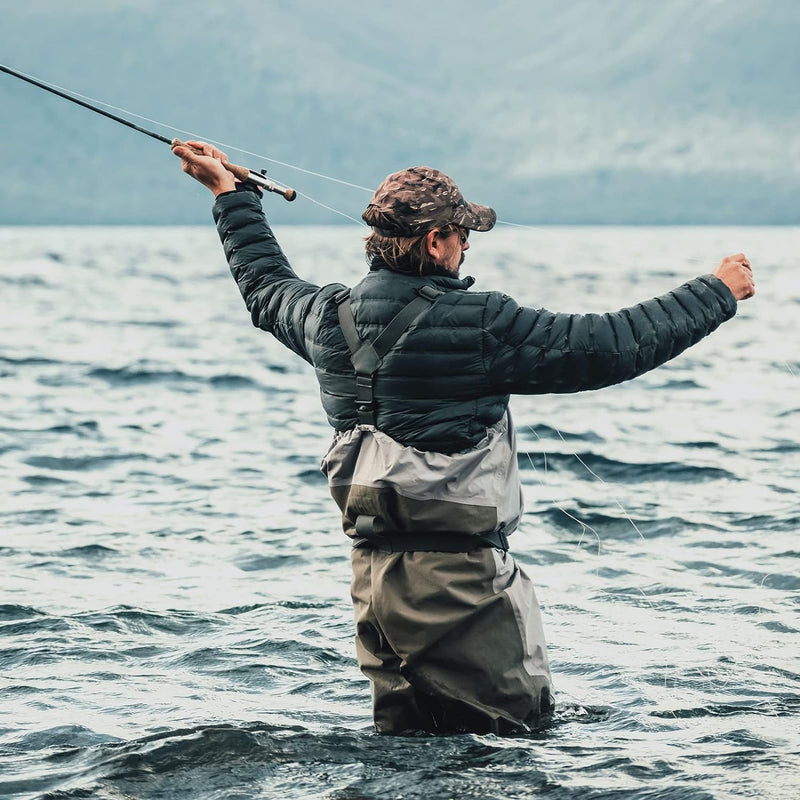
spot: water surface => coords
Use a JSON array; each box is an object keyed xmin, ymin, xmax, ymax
[{"xmin": 1, "ymin": 225, "xmax": 798, "ymax": 799}]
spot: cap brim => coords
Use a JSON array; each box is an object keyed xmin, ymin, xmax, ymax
[{"xmin": 454, "ymin": 202, "xmax": 497, "ymax": 232}]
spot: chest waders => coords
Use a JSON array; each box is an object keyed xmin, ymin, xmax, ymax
[{"xmin": 334, "ymin": 286, "xmax": 509, "ymax": 554}]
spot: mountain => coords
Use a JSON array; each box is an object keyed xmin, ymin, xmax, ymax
[{"xmin": 2, "ymin": 0, "xmax": 799, "ymax": 224}]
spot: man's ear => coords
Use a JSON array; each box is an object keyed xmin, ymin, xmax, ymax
[{"xmin": 425, "ymin": 229, "xmax": 441, "ymax": 259}]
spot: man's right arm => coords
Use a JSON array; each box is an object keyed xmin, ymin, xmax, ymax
[
  {"xmin": 212, "ymin": 189, "xmax": 326, "ymax": 363},
  {"xmin": 173, "ymin": 140, "xmax": 325, "ymax": 363}
]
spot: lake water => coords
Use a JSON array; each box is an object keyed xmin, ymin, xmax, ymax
[{"xmin": 0, "ymin": 224, "xmax": 798, "ymax": 799}]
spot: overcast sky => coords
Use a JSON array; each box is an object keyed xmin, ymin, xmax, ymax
[{"xmin": 2, "ymin": 1, "xmax": 799, "ymax": 223}]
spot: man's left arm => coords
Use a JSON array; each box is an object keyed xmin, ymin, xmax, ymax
[{"xmin": 483, "ymin": 268, "xmax": 746, "ymax": 395}]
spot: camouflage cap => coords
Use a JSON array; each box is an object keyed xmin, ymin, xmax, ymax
[{"xmin": 362, "ymin": 166, "xmax": 496, "ymax": 237}]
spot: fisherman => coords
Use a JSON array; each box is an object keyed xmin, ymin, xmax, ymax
[{"xmin": 172, "ymin": 140, "xmax": 754, "ymax": 735}]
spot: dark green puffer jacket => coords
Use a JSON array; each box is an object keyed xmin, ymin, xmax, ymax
[{"xmin": 214, "ymin": 188, "xmax": 737, "ymax": 454}]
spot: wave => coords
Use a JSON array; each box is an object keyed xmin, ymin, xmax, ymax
[
  {"xmin": 48, "ymin": 421, "xmax": 100, "ymax": 436},
  {"xmin": 218, "ymin": 601, "xmax": 331, "ymax": 616},
  {"xmin": 0, "ymin": 723, "xmax": 519, "ymax": 799},
  {"xmin": 670, "ymin": 439, "xmax": 732, "ymax": 452},
  {"xmin": 522, "ymin": 424, "xmax": 604, "ymax": 443},
  {"xmin": 724, "ymin": 512, "xmax": 800, "ymax": 534},
  {"xmin": 517, "ymin": 451, "xmax": 736, "ymax": 482},
  {"xmin": 1, "ymin": 713, "xmax": 723, "ymax": 800},
  {"xmin": 536, "ymin": 507, "xmax": 689, "ymax": 539},
  {"xmin": 72, "ymin": 606, "xmax": 224, "ymax": 637},
  {"xmin": 120, "ymin": 319, "xmax": 181, "ymax": 328},
  {"xmin": 652, "ymin": 378, "xmax": 704, "ymax": 390},
  {"xmin": 234, "ymin": 553, "xmax": 307, "ymax": 572},
  {"xmin": 681, "ymin": 560, "xmax": 800, "ymax": 591},
  {"xmin": 651, "ymin": 697, "xmax": 800, "ymax": 719},
  {"xmin": 9, "ymin": 724, "xmax": 120, "ymax": 753},
  {"xmin": 58, "ymin": 545, "xmax": 118, "ymax": 559},
  {"xmin": 760, "ymin": 441, "xmax": 800, "ymax": 454},
  {"xmin": 23, "ymin": 454, "xmax": 148, "ymax": 471},
  {"xmin": 0, "ymin": 355, "xmax": 61, "ymax": 366},
  {"xmin": 0, "ymin": 604, "xmax": 45, "ymax": 621},
  {"xmin": 295, "ymin": 468, "xmax": 327, "ymax": 485},
  {"xmin": 0, "ymin": 274, "xmax": 48, "ymax": 286},
  {"xmin": 88, "ymin": 366, "xmax": 265, "ymax": 390},
  {"xmin": 88, "ymin": 366, "xmax": 203, "ymax": 385},
  {"xmin": 0, "ymin": 421, "xmax": 98, "ymax": 436}
]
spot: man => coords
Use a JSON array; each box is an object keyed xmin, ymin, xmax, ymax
[{"xmin": 173, "ymin": 140, "xmax": 754, "ymax": 735}]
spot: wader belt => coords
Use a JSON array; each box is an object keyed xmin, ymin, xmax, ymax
[
  {"xmin": 335, "ymin": 285, "xmax": 442, "ymax": 425},
  {"xmin": 352, "ymin": 525, "xmax": 510, "ymax": 553}
]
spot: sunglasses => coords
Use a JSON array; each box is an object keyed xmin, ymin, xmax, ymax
[
  {"xmin": 443, "ymin": 227, "xmax": 469, "ymax": 244},
  {"xmin": 434, "ymin": 225, "xmax": 469, "ymax": 245}
]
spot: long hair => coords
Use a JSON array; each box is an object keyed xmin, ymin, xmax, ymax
[{"xmin": 364, "ymin": 225, "xmax": 459, "ymax": 276}]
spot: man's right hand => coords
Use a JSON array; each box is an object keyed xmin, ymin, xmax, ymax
[
  {"xmin": 714, "ymin": 253, "xmax": 755, "ymax": 301},
  {"xmin": 172, "ymin": 139, "xmax": 237, "ymax": 197}
]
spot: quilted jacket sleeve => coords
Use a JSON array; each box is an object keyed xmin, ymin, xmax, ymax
[
  {"xmin": 212, "ymin": 188, "xmax": 323, "ymax": 364},
  {"xmin": 483, "ymin": 275, "xmax": 738, "ymax": 394}
]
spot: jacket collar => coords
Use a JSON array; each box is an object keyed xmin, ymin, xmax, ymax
[
  {"xmin": 427, "ymin": 272, "xmax": 476, "ymax": 290},
  {"xmin": 369, "ymin": 258, "xmax": 475, "ymax": 290}
]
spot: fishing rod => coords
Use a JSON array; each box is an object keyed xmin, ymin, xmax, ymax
[{"xmin": 0, "ymin": 64, "xmax": 297, "ymax": 202}]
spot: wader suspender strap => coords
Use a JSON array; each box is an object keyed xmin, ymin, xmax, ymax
[
  {"xmin": 335, "ymin": 285, "xmax": 442, "ymax": 425},
  {"xmin": 333, "ymin": 286, "xmax": 510, "ymax": 554}
]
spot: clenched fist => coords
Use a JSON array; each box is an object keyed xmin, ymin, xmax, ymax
[
  {"xmin": 714, "ymin": 253, "xmax": 754, "ymax": 301},
  {"xmin": 171, "ymin": 139, "xmax": 237, "ymax": 197}
]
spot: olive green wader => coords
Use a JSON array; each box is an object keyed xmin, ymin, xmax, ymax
[{"xmin": 351, "ymin": 546, "xmax": 553, "ymax": 734}]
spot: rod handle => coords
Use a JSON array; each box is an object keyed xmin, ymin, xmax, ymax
[{"xmin": 172, "ymin": 139, "xmax": 296, "ymax": 202}]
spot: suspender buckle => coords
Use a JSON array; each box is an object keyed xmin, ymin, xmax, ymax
[
  {"xmin": 417, "ymin": 285, "xmax": 442, "ymax": 301},
  {"xmin": 355, "ymin": 375, "xmax": 375, "ymax": 424},
  {"xmin": 496, "ymin": 525, "xmax": 509, "ymax": 551}
]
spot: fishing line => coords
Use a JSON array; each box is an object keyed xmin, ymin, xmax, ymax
[
  {"xmin": 525, "ymin": 425, "xmax": 603, "ymax": 557},
  {"xmin": 554, "ymin": 430, "xmax": 646, "ymax": 541},
  {"xmin": 1, "ymin": 65, "xmax": 172, "ymax": 145},
  {"xmin": 526, "ymin": 424, "xmax": 646, "ymax": 548},
  {"xmin": 1, "ymin": 64, "xmax": 553, "ymax": 231},
  {"xmin": 5, "ymin": 66, "xmax": 769, "ymax": 714},
  {"xmin": 524, "ymin": 423, "xmax": 679, "ymax": 702},
  {"xmin": 496, "ymin": 220, "xmax": 549, "ymax": 232},
  {"xmin": 293, "ymin": 191, "xmax": 368, "ymax": 227},
  {"xmin": 203, "ymin": 144, "xmax": 373, "ymax": 193},
  {"xmin": 0, "ymin": 64, "xmax": 370, "ymax": 194},
  {"xmin": 497, "ymin": 220, "xmax": 533, "ymax": 228},
  {"xmin": 6, "ymin": 63, "xmax": 755, "ymax": 639},
  {"xmin": 526, "ymin": 422, "xmax": 679, "ymax": 690}
]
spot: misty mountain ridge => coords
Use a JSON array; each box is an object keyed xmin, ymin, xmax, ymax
[{"xmin": 2, "ymin": 1, "xmax": 799, "ymax": 224}]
